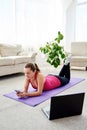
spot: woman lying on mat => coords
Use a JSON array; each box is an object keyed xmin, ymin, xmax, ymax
[{"xmin": 16, "ymin": 55, "xmax": 71, "ymax": 98}]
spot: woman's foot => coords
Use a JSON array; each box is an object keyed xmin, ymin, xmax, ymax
[{"xmin": 64, "ymin": 54, "xmax": 72, "ymax": 65}]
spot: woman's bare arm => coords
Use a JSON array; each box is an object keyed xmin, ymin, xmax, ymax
[
  {"xmin": 26, "ymin": 73, "xmax": 45, "ymax": 96},
  {"xmin": 22, "ymin": 79, "xmax": 29, "ymax": 92},
  {"xmin": 18, "ymin": 73, "xmax": 45, "ymax": 97}
]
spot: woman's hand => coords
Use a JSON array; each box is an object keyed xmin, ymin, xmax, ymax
[{"xmin": 16, "ymin": 92, "xmax": 28, "ymax": 98}]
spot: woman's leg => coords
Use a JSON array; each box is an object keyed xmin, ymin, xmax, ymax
[
  {"xmin": 54, "ymin": 55, "xmax": 71, "ymax": 87},
  {"xmin": 54, "ymin": 63, "xmax": 70, "ymax": 86},
  {"xmin": 58, "ymin": 63, "xmax": 70, "ymax": 80},
  {"xmin": 58, "ymin": 54, "xmax": 72, "ymax": 80}
]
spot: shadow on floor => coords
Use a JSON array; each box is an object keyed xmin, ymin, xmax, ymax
[{"xmin": 0, "ymin": 73, "xmax": 24, "ymax": 81}]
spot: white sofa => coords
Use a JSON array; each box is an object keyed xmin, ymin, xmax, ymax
[
  {"xmin": 0, "ymin": 43, "xmax": 37, "ymax": 76},
  {"xmin": 71, "ymin": 42, "xmax": 87, "ymax": 70}
]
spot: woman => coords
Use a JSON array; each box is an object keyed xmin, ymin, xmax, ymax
[{"xmin": 16, "ymin": 55, "xmax": 71, "ymax": 98}]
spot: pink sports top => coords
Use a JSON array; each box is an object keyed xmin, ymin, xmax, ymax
[
  {"xmin": 43, "ymin": 75, "xmax": 61, "ymax": 90},
  {"xmin": 30, "ymin": 72, "xmax": 61, "ymax": 91}
]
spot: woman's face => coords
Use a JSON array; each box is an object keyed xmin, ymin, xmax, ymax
[{"xmin": 24, "ymin": 68, "xmax": 35, "ymax": 79}]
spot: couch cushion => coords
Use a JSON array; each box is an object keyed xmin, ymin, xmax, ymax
[
  {"xmin": 71, "ymin": 42, "xmax": 87, "ymax": 56},
  {"xmin": 7, "ymin": 56, "xmax": 32, "ymax": 64},
  {"xmin": 14, "ymin": 56, "xmax": 32, "ymax": 64},
  {"xmin": 0, "ymin": 43, "xmax": 22, "ymax": 57},
  {"xmin": 71, "ymin": 56, "xmax": 87, "ymax": 62},
  {"xmin": 17, "ymin": 51, "xmax": 29, "ymax": 56},
  {"xmin": 0, "ymin": 57, "xmax": 14, "ymax": 66}
]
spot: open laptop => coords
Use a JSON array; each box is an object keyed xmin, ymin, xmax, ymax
[{"xmin": 41, "ymin": 92, "xmax": 85, "ymax": 120}]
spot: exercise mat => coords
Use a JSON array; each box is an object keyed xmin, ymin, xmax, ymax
[{"xmin": 4, "ymin": 77, "xmax": 85, "ymax": 107}]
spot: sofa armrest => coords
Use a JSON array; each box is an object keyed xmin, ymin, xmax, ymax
[{"xmin": 31, "ymin": 52, "xmax": 37, "ymax": 58}]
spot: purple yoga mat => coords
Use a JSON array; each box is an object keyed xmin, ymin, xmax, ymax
[{"xmin": 4, "ymin": 77, "xmax": 85, "ymax": 107}]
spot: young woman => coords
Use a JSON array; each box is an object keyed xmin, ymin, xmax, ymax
[{"xmin": 16, "ymin": 55, "xmax": 71, "ymax": 98}]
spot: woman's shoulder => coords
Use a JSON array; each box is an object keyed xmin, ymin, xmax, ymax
[{"xmin": 36, "ymin": 71, "xmax": 44, "ymax": 78}]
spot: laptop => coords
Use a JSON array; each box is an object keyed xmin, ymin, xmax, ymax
[{"xmin": 41, "ymin": 92, "xmax": 85, "ymax": 120}]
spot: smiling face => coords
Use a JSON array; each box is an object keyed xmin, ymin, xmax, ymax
[{"xmin": 24, "ymin": 68, "xmax": 35, "ymax": 80}]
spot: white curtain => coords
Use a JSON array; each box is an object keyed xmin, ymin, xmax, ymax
[
  {"xmin": 15, "ymin": 0, "xmax": 65, "ymax": 49},
  {"xmin": 76, "ymin": 0, "xmax": 87, "ymax": 41},
  {"xmin": 0, "ymin": 0, "xmax": 16, "ymax": 43},
  {"xmin": 66, "ymin": 0, "xmax": 87, "ymax": 51},
  {"xmin": 65, "ymin": 0, "xmax": 76, "ymax": 52},
  {"xmin": 0, "ymin": 0, "xmax": 71, "ymax": 49}
]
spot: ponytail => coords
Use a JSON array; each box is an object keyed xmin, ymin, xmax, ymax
[
  {"xmin": 25, "ymin": 63, "xmax": 40, "ymax": 72},
  {"xmin": 34, "ymin": 63, "xmax": 40, "ymax": 72}
]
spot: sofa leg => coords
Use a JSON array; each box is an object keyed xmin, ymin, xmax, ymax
[{"xmin": 86, "ymin": 67, "xmax": 87, "ymax": 71}]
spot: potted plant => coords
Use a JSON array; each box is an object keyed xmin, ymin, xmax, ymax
[{"xmin": 39, "ymin": 31, "xmax": 66, "ymax": 68}]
